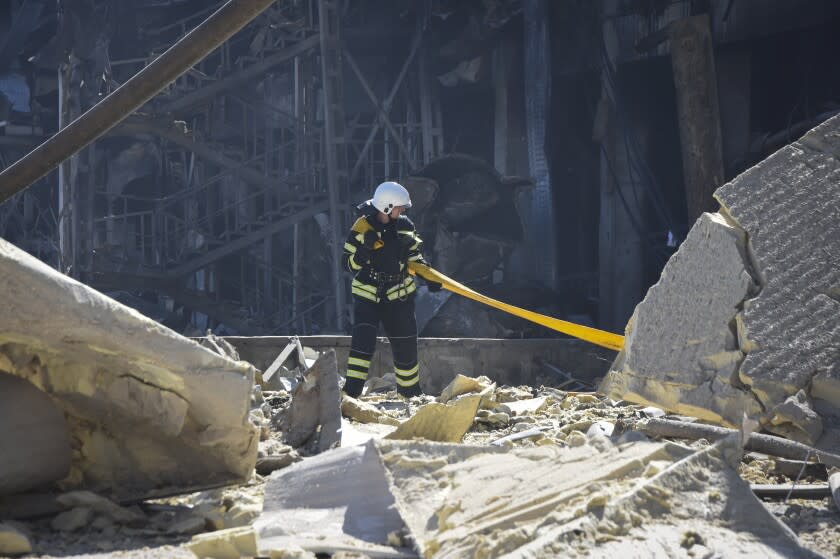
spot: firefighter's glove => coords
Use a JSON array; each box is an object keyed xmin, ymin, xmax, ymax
[
  {"xmin": 361, "ymin": 230, "xmax": 379, "ymax": 249},
  {"xmin": 354, "ymin": 243, "xmax": 372, "ymax": 264}
]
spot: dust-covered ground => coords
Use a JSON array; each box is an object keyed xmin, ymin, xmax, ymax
[{"xmin": 8, "ymin": 379, "xmax": 840, "ymax": 558}]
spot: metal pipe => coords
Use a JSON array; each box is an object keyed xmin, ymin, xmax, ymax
[{"xmin": 0, "ymin": 0, "xmax": 277, "ymax": 203}]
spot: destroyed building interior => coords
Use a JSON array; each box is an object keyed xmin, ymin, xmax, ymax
[{"xmin": 0, "ymin": 0, "xmax": 839, "ymax": 557}]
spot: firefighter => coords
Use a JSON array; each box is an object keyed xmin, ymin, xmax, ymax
[{"xmin": 341, "ymin": 181, "xmax": 441, "ymax": 398}]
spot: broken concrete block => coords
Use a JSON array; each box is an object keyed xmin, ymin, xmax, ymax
[
  {"xmin": 256, "ymin": 443, "xmax": 412, "ymax": 558},
  {"xmin": 256, "ymin": 453, "xmax": 300, "ymax": 476},
  {"xmin": 340, "ymin": 420, "xmax": 398, "ymax": 447},
  {"xmin": 767, "ymin": 390, "xmax": 824, "ymax": 445},
  {"xmin": 386, "ymin": 394, "xmax": 481, "ymax": 443},
  {"xmin": 223, "ymin": 503, "xmax": 261, "ymax": 528},
  {"xmin": 505, "ymin": 396, "xmax": 548, "ymax": 416},
  {"xmin": 715, "ymin": 119, "xmax": 840, "ymax": 438},
  {"xmin": 602, "ymin": 115, "xmax": 840, "ymax": 445},
  {"xmin": 193, "ymin": 502, "xmax": 226, "ymax": 531},
  {"xmin": 51, "ymin": 506, "xmax": 94, "ymax": 532},
  {"xmin": 282, "ymin": 349, "xmax": 341, "ymax": 451},
  {"xmin": 55, "ymin": 491, "xmax": 144, "ymax": 525},
  {"xmin": 0, "ymin": 238, "xmax": 258, "ymax": 499},
  {"xmin": 266, "ymin": 546, "xmax": 317, "ymax": 559},
  {"xmin": 341, "ymin": 396, "xmax": 400, "ymax": 426},
  {"xmin": 188, "ymin": 526, "xmax": 258, "ymax": 559},
  {"xmin": 377, "ymin": 437, "xmax": 819, "ymax": 558},
  {"xmin": 0, "ymin": 373, "xmax": 71, "ymax": 495},
  {"xmin": 0, "ymin": 523, "xmax": 31, "ymax": 556},
  {"xmin": 438, "ymin": 374, "xmax": 494, "ymax": 403},
  {"xmin": 601, "ymin": 212, "xmax": 762, "ymax": 426}
]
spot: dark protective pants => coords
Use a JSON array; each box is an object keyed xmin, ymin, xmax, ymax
[{"xmin": 343, "ymin": 295, "xmax": 421, "ymax": 397}]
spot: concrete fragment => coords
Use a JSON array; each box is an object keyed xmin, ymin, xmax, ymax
[
  {"xmin": 438, "ymin": 374, "xmax": 494, "ymax": 403},
  {"xmin": 188, "ymin": 526, "xmax": 258, "ymax": 559},
  {"xmin": 266, "ymin": 546, "xmax": 317, "ymax": 559},
  {"xmin": 0, "ymin": 373, "xmax": 71, "ymax": 495},
  {"xmin": 193, "ymin": 502, "xmax": 226, "ymax": 531},
  {"xmin": 51, "ymin": 506, "xmax": 94, "ymax": 532},
  {"xmin": 223, "ymin": 503, "xmax": 261, "ymax": 528},
  {"xmin": 341, "ymin": 420, "xmax": 397, "ymax": 447},
  {"xmin": 55, "ymin": 491, "xmax": 144, "ymax": 525},
  {"xmin": 283, "ymin": 349, "xmax": 342, "ymax": 452},
  {"xmin": 602, "ymin": 115, "xmax": 840, "ymax": 445},
  {"xmin": 601, "ymin": 212, "xmax": 761, "ymax": 426},
  {"xmin": 255, "ymin": 443, "xmax": 413, "ymax": 558},
  {"xmin": 0, "ymin": 523, "xmax": 31, "ymax": 556},
  {"xmin": 505, "ymin": 396, "xmax": 548, "ymax": 416},
  {"xmin": 767, "ymin": 390, "xmax": 824, "ymax": 444},
  {"xmin": 490, "ymin": 427, "xmax": 549, "ymax": 446},
  {"xmin": 256, "ymin": 453, "xmax": 300, "ymax": 476},
  {"xmin": 586, "ymin": 421, "xmax": 615, "ymax": 438},
  {"xmin": 0, "ymin": 238, "xmax": 258, "ymax": 499},
  {"xmin": 341, "ymin": 396, "xmax": 401, "ymax": 426},
  {"xmin": 377, "ymin": 437, "xmax": 819, "ymax": 558},
  {"xmin": 386, "ymin": 395, "xmax": 481, "ymax": 443}
]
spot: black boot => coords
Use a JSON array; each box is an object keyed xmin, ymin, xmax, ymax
[
  {"xmin": 343, "ymin": 376, "xmax": 365, "ymax": 398},
  {"xmin": 398, "ymin": 382, "xmax": 423, "ymax": 398}
]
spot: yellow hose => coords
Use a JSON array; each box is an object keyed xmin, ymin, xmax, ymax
[
  {"xmin": 350, "ymin": 216, "xmax": 625, "ymax": 351},
  {"xmin": 408, "ymin": 262, "xmax": 624, "ymax": 352}
]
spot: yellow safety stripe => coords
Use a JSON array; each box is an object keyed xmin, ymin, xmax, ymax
[
  {"xmin": 395, "ymin": 363, "xmax": 419, "ymax": 377},
  {"xmin": 355, "ymin": 232, "xmax": 365, "ymax": 243},
  {"xmin": 351, "ymin": 217, "xmax": 384, "ymax": 249},
  {"xmin": 407, "ymin": 262, "xmax": 625, "ymax": 352},
  {"xmin": 385, "ymin": 277, "xmax": 414, "ymax": 294},
  {"xmin": 386, "ymin": 280, "xmax": 416, "ymax": 300},
  {"xmin": 349, "ymin": 255, "xmax": 362, "ymax": 271},
  {"xmin": 344, "ymin": 242, "xmax": 357, "ymax": 254},
  {"xmin": 348, "ymin": 357, "xmax": 370, "ymax": 368},
  {"xmin": 346, "ymin": 369, "xmax": 368, "ymax": 380},
  {"xmin": 396, "ymin": 375, "xmax": 419, "ymax": 387},
  {"xmin": 352, "ymin": 279, "xmax": 378, "ymax": 294},
  {"xmin": 398, "ymin": 230, "xmax": 422, "ymax": 250},
  {"xmin": 351, "ymin": 287, "xmax": 378, "ymax": 302}
]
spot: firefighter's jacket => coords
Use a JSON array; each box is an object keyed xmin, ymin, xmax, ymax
[{"xmin": 343, "ymin": 204, "xmax": 426, "ymax": 303}]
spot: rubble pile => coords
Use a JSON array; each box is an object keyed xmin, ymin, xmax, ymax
[
  {"xmin": 3, "ymin": 356, "xmax": 840, "ymax": 558},
  {"xmin": 2, "ymin": 119, "xmax": 840, "ymax": 557},
  {"xmin": 601, "ymin": 114, "xmax": 840, "ymax": 446}
]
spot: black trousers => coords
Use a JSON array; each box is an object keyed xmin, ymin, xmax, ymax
[{"xmin": 344, "ymin": 295, "xmax": 421, "ymax": 396}]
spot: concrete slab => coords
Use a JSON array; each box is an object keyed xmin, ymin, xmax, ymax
[
  {"xmin": 255, "ymin": 442, "xmax": 415, "ymax": 558},
  {"xmin": 0, "ymin": 238, "xmax": 257, "ymax": 499},
  {"xmin": 602, "ymin": 114, "xmax": 840, "ymax": 444},
  {"xmin": 377, "ymin": 437, "xmax": 820, "ymax": 558},
  {"xmin": 601, "ymin": 212, "xmax": 762, "ymax": 426},
  {"xmin": 716, "ymin": 117, "xmax": 840, "ymax": 442}
]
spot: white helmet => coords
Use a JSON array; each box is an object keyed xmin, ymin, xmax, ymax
[{"xmin": 368, "ymin": 181, "xmax": 412, "ymax": 213}]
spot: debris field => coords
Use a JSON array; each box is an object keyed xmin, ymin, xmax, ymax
[{"xmin": 0, "ymin": 117, "xmax": 839, "ymax": 557}]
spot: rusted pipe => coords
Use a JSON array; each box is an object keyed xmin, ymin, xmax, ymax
[{"xmin": 0, "ymin": 0, "xmax": 277, "ymax": 203}]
